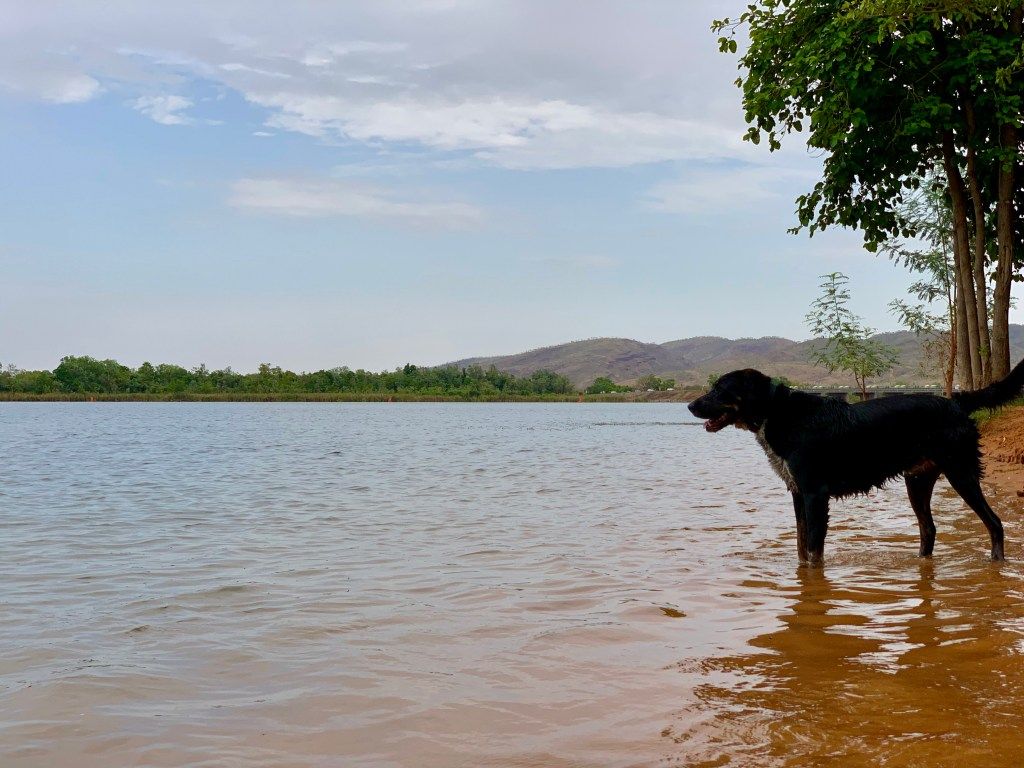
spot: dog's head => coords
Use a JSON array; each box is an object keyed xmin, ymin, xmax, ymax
[{"xmin": 688, "ymin": 368, "xmax": 780, "ymax": 432}]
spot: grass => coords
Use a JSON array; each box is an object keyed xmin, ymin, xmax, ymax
[{"xmin": 973, "ymin": 397, "xmax": 1024, "ymax": 426}]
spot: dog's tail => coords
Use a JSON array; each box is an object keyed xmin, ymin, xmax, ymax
[{"xmin": 953, "ymin": 357, "xmax": 1024, "ymax": 413}]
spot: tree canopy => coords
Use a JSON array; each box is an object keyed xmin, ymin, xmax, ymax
[{"xmin": 714, "ymin": 0, "xmax": 1023, "ymax": 383}]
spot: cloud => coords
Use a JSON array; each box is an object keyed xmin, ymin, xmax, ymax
[
  {"xmin": 0, "ymin": 67, "xmax": 101, "ymax": 103},
  {"xmin": 299, "ymin": 40, "xmax": 407, "ymax": 68},
  {"xmin": 132, "ymin": 94, "xmax": 194, "ymax": 125},
  {"xmin": 645, "ymin": 163, "xmax": 818, "ymax": 216},
  {"xmin": 249, "ymin": 94, "xmax": 744, "ymax": 169},
  {"xmin": 219, "ymin": 62, "xmax": 291, "ymax": 79},
  {"xmin": 42, "ymin": 72, "xmax": 101, "ymax": 103},
  {"xmin": 478, "ymin": 108, "xmax": 744, "ymax": 170},
  {"xmin": 0, "ymin": 1, "xmax": 752, "ymax": 169},
  {"xmin": 228, "ymin": 176, "xmax": 484, "ymax": 229}
]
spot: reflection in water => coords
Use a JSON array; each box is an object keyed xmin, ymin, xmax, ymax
[{"xmin": 675, "ymin": 555, "xmax": 1024, "ymax": 767}]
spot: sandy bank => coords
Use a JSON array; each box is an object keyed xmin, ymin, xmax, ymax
[{"xmin": 979, "ymin": 405, "xmax": 1024, "ymax": 505}]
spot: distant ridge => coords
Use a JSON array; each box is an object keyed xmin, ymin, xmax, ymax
[{"xmin": 449, "ymin": 326, "xmax": 1024, "ymax": 388}]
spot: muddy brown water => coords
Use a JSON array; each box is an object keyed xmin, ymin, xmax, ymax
[{"xmin": 2, "ymin": 403, "xmax": 1023, "ymax": 767}]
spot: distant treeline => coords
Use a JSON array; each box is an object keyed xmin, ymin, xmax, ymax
[{"xmin": 0, "ymin": 356, "xmax": 577, "ymax": 398}]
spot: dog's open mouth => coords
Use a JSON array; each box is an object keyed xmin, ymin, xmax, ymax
[{"xmin": 704, "ymin": 413, "xmax": 734, "ymax": 432}]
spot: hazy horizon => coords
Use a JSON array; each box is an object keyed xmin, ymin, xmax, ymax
[{"xmin": 15, "ymin": 323, "xmax": 1024, "ymax": 375}]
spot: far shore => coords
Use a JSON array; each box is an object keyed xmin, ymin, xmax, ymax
[{"xmin": 0, "ymin": 389, "xmax": 705, "ymax": 403}]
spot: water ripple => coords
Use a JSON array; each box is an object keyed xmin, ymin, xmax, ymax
[{"xmin": 1, "ymin": 402, "xmax": 1023, "ymax": 767}]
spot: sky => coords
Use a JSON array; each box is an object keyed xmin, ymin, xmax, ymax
[{"xmin": 2, "ymin": 1, "xmax": 1019, "ymax": 372}]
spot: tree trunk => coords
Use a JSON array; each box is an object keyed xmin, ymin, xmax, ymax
[
  {"xmin": 945, "ymin": 256, "xmax": 956, "ymax": 397},
  {"xmin": 955, "ymin": 277, "xmax": 974, "ymax": 391},
  {"xmin": 945, "ymin": 333, "xmax": 956, "ymax": 396},
  {"xmin": 990, "ymin": 7, "xmax": 1022, "ymax": 382},
  {"xmin": 991, "ymin": 118, "xmax": 1016, "ymax": 381},
  {"xmin": 963, "ymin": 98, "xmax": 992, "ymax": 386},
  {"xmin": 943, "ymin": 130, "xmax": 983, "ymax": 388}
]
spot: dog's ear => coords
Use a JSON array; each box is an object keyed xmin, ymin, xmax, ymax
[
  {"xmin": 732, "ymin": 370, "xmax": 775, "ymax": 428},
  {"xmin": 737, "ymin": 369, "xmax": 771, "ymax": 397}
]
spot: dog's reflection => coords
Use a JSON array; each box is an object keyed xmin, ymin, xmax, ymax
[{"xmin": 670, "ymin": 560, "xmax": 1024, "ymax": 766}]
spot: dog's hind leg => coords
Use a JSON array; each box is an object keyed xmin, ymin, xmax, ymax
[
  {"xmin": 802, "ymin": 492, "xmax": 830, "ymax": 566},
  {"xmin": 791, "ymin": 492, "xmax": 808, "ymax": 563},
  {"xmin": 905, "ymin": 469, "xmax": 939, "ymax": 557},
  {"xmin": 945, "ymin": 470, "xmax": 1005, "ymax": 561}
]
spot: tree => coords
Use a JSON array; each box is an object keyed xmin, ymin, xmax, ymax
[
  {"xmin": 636, "ymin": 374, "xmax": 676, "ymax": 392},
  {"xmin": 586, "ymin": 376, "xmax": 629, "ymax": 394},
  {"xmin": 713, "ymin": 1, "xmax": 1023, "ymax": 385},
  {"xmin": 526, "ymin": 369, "xmax": 576, "ymax": 395},
  {"xmin": 0, "ymin": 364, "xmax": 57, "ymax": 394},
  {"xmin": 884, "ymin": 177, "xmax": 958, "ymax": 394},
  {"xmin": 53, "ymin": 355, "xmax": 131, "ymax": 393},
  {"xmin": 806, "ymin": 273, "xmax": 899, "ymax": 398}
]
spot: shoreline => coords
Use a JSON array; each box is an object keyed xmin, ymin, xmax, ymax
[
  {"xmin": 978, "ymin": 405, "xmax": 1024, "ymax": 505},
  {"xmin": 0, "ymin": 389, "xmax": 704, "ymax": 403}
]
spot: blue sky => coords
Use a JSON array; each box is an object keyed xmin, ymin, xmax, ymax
[{"xmin": 3, "ymin": 0, "xmax": 1015, "ymax": 372}]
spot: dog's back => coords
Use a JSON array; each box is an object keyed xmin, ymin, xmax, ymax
[{"xmin": 767, "ymin": 392, "xmax": 977, "ymax": 498}]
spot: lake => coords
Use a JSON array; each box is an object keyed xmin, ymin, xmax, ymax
[{"xmin": 2, "ymin": 402, "xmax": 1024, "ymax": 767}]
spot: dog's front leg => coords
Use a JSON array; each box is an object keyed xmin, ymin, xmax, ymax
[
  {"xmin": 802, "ymin": 492, "xmax": 830, "ymax": 566},
  {"xmin": 791, "ymin": 492, "xmax": 808, "ymax": 563}
]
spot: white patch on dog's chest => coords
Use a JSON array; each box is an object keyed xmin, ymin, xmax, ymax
[{"xmin": 756, "ymin": 425, "xmax": 797, "ymax": 492}]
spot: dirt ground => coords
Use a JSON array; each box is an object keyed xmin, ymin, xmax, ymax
[{"xmin": 979, "ymin": 406, "xmax": 1024, "ymax": 505}]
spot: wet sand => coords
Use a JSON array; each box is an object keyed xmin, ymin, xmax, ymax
[
  {"xmin": 1, "ymin": 403, "xmax": 1023, "ymax": 767},
  {"xmin": 980, "ymin": 405, "xmax": 1024, "ymax": 500}
]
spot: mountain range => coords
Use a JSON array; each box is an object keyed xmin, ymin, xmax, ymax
[{"xmin": 450, "ymin": 326, "xmax": 1024, "ymax": 388}]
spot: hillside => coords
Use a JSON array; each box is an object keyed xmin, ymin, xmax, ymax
[{"xmin": 450, "ymin": 325, "xmax": 1024, "ymax": 388}]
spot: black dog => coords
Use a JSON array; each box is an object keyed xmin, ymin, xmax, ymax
[{"xmin": 688, "ymin": 361, "xmax": 1024, "ymax": 564}]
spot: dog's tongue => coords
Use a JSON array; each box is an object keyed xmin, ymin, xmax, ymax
[{"xmin": 704, "ymin": 416, "xmax": 727, "ymax": 433}]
